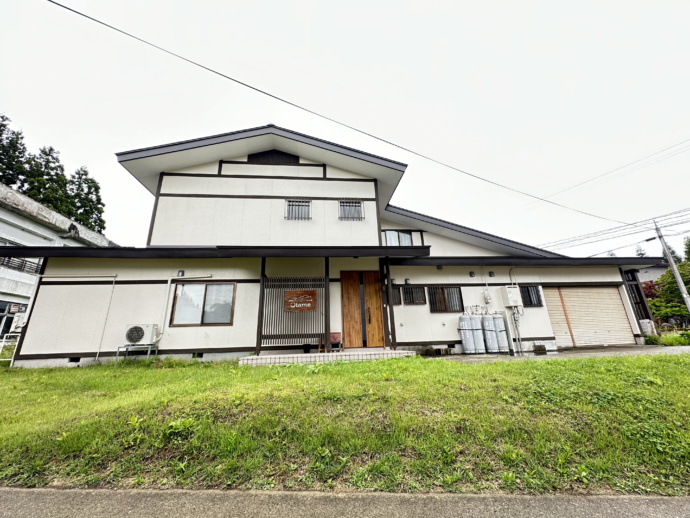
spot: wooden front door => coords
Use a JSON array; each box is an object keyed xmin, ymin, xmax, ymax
[{"xmin": 341, "ymin": 271, "xmax": 385, "ymax": 348}]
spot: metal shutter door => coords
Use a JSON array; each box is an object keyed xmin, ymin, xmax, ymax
[
  {"xmin": 544, "ymin": 287, "xmax": 636, "ymax": 347},
  {"xmin": 543, "ymin": 287, "xmax": 575, "ymax": 348}
]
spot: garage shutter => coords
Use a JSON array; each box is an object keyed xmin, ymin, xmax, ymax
[{"xmin": 543, "ymin": 287, "xmax": 636, "ymax": 348}]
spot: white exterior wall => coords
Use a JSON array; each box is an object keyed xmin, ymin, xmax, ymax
[
  {"xmin": 19, "ymin": 258, "xmax": 262, "ymax": 360},
  {"xmin": 0, "ymin": 266, "xmax": 35, "ymax": 303},
  {"xmin": 150, "ymin": 174, "xmax": 379, "ymax": 247},
  {"xmin": 389, "ymin": 265, "xmax": 627, "ymax": 347}
]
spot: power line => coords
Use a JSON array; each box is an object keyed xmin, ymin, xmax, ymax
[
  {"xmin": 47, "ymin": 0, "xmax": 635, "ymax": 227},
  {"xmin": 540, "ymin": 207, "xmax": 690, "ymax": 248}
]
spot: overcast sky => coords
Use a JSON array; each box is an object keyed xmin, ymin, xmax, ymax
[{"xmin": 2, "ymin": 0, "xmax": 689, "ymax": 258}]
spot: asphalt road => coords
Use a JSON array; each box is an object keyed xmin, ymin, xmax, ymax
[{"xmin": 1, "ymin": 488, "xmax": 689, "ymax": 518}]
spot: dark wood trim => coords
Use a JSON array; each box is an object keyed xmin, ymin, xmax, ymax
[
  {"xmin": 256, "ymin": 257, "xmax": 267, "ymax": 356},
  {"xmin": 14, "ymin": 344, "xmax": 306, "ymax": 361},
  {"xmin": 390, "ymin": 281, "xmax": 625, "ymax": 288},
  {"xmin": 158, "ymin": 193, "xmax": 377, "ymax": 202},
  {"xmin": 379, "ymin": 258, "xmax": 391, "ymax": 349},
  {"xmin": 390, "ymin": 256, "xmax": 661, "ymax": 267},
  {"xmin": 386, "ymin": 258, "xmax": 397, "ymax": 348},
  {"xmin": 322, "ymin": 164, "xmax": 327, "ymax": 178},
  {"xmin": 146, "ymin": 173, "xmax": 164, "ymax": 246},
  {"xmin": 162, "ymin": 171, "xmax": 374, "ymax": 183},
  {"xmin": 420, "ymin": 232, "xmax": 425, "ymax": 247},
  {"xmin": 40, "ymin": 279, "xmax": 260, "ymax": 287},
  {"xmin": 324, "ymin": 258, "xmax": 330, "ymax": 347},
  {"xmin": 0, "ymin": 245, "xmax": 430, "ymax": 259},
  {"xmin": 374, "ymin": 180, "xmax": 382, "ymax": 246},
  {"xmin": 217, "ymin": 161, "xmax": 223, "ymax": 175},
  {"xmin": 512, "ymin": 336, "xmax": 556, "ymax": 342},
  {"xmin": 221, "ymin": 160, "xmax": 324, "ymax": 167},
  {"xmin": 395, "ymin": 340, "xmax": 462, "ymax": 346},
  {"xmin": 13, "ymin": 258, "xmax": 49, "ymax": 360}
]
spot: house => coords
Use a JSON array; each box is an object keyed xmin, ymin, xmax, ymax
[
  {"xmin": 1, "ymin": 125, "xmax": 659, "ymax": 368},
  {"xmin": 0, "ymin": 183, "xmax": 115, "ymax": 339}
]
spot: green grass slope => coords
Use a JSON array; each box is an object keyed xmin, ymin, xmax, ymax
[{"xmin": 1, "ymin": 355, "xmax": 689, "ymax": 494}]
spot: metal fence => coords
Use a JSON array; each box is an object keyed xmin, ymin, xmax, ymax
[
  {"xmin": 260, "ymin": 277, "xmax": 326, "ymax": 346},
  {"xmin": 0, "ymin": 257, "xmax": 41, "ymax": 274}
]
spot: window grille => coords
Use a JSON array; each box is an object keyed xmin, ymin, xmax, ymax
[
  {"xmin": 519, "ymin": 285, "xmax": 542, "ymax": 307},
  {"xmin": 339, "ymin": 200, "xmax": 364, "ymax": 221},
  {"xmin": 384, "ymin": 230, "xmax": 413, "ymax": 246},
  {"xmin": 389, "ymin": 286, "xmax": 402, "ymax": 305},
  {"xmin": 428, "ymin": 286, "xmax": 464, "ymax": 312},
  {"xmin": 402, "ymin": 286, "xmax": 426, "ymax": 305},
  {"xmin": 285, "ymin": 199, "xmax": 311, "ymax": 220}
]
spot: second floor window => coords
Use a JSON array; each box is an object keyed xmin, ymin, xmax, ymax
[
  {"xmin": 339, "ymin": 200, "xmax": 364, "ymax": 221},
  {"xmin": 285, "ymin": 199, "xmax": 311, "ymax": 220},
  {"xmin": 384, "ymin": 230, "xmax": 412, "ymax": 246}
]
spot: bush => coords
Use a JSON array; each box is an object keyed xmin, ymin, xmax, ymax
[
  {"xmin": 644, "ymin": 334, "xmax": 661, "ymax": 345},
  {"xmin": 658, "ymin": 333, "xmax": 690, "ymax": 347}
]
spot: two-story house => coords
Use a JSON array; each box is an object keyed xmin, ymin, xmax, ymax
[{"xmin": 3, "ymin": 125, "xmax": 657, "ymax": 367}]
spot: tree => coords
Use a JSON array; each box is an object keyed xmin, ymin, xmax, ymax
[
  {"xmin": 67, "ymin": 166, "xmax": 106, "ymax": 233},
  {"xmin": 649, "ymin": 262, "xmax": 690, "ymax": 321},
  {"xmin": 684, "ymin": 236, "xmax": 690, "ymax": 263},
  {"xmin": 641, "ymin": 281, "xmax": 658, "ymax": 299},
  {"xmin": 0, "ymin": 114, "xmax": 28, "ymax": 190},
  {"xmin": 23, "ymin": 147, "xmax": 75, "ymax": 217},
  {"xmin": 635, "ymin": 245, "xmax": 647, "ymax": 257},
  {"xmin": 660, "ymin": 245, "xmax": 682, "ymax": 265}
]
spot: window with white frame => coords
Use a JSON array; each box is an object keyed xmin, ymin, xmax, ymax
[
  {"xmin": 339, "ymin": 200, "xmax": 364, "ymax": 221},
  {"xmin": 285, "ymin": 199, "xmax": 311, "ymax": 220},
  {"xmin": 171, "ymin": 282, "xmax": 235, "ymax": 326}
]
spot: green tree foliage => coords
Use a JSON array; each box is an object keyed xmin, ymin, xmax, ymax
[
  {"xmin": 0, "ymin": 114, "xmax": 29, "ymax": 190},
  {"xmin": 0, "ymin": 114, "xmax": 106, "ymax": 233},
  {"xmin": 684, "ymin": 237, "xmax": 690, "ymax": 262},
  {"xmin": 649, "ymin": 262, "xmax": 690, "ymax": 321},
  {"xmin": 24, "ymin": 147, "xmax": 74, "ymax": 217},
  {"xmin": 635, "ymin": 245, "xmax": 647, "ymax": 257},
  {"xmin": 661, "ymin": 245, "xmax": 682, "ymax": 265},
  {"xmin": 67, "ymin": 166, "xmax": 106, "ymax": 233}
]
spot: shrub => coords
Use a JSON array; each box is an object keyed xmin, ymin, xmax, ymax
[
  {"xmin": 659, "ymin": 333, "xmax": 690, "ymax": 347},
  {"xmin": 644, "ymin": 334, "xmax": 661, "ymax": 345}
]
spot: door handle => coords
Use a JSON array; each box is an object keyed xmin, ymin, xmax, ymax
[{"xmin": 368, "ymin": 307, "xmax": 371, "ymax": 324}]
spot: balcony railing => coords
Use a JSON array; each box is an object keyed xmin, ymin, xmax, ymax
[{"xmin": 0, "ymin": 257, "xmax": 41, "ymax": 274}]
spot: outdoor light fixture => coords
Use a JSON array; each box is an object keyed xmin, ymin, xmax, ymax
[
  {"xmin": 177, "ymin": 270, "xmax": 185, "ymax": 277},
  {"xmin": 488, "ymin": 271, "xmax": 495, "ymax": 277},
  {"xmin": 469, "ymin": 271, "xmax": 476, "ymax": 277}
]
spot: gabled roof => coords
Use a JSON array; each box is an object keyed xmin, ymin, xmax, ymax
[
  {"xmin": 384, "ymin": 205, "xmax": 565, "ymax": 258},
  {"xmin": 116, "ymin": 124, "xmax": 407, "ymax": 198}
]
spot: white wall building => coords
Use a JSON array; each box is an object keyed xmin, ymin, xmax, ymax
[
  {"xmin": 0, "ymin": 183, "xmax": 115, "ymax": 337},
  {"xmin": 2, "ymin": 125, "xmax": 658, "ymax": 367}
]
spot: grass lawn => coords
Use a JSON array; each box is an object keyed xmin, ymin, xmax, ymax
[{"xmin": 1, "ymin": 354, "xmax": 689, "ymax": 494}]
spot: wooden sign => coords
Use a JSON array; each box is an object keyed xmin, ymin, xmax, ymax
[{"xmin": 284, "ymin": 290, "xmax": 317, "ymax": 312}]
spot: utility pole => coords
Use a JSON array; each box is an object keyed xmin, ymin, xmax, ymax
[{"xmin": 654, "ymin": 220, "xmax": 690, "ymax": 315}]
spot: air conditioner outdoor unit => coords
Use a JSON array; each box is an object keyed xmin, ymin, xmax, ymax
[{"xmin": 124, "ymin": 324, "xmax": 158, "ymax": 345}]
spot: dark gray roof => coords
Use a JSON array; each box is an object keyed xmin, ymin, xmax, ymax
[
  {"xmin": 117, "ymin": 124, "xmax": 407, "ymax": 172},
  {"xmin": 385, "ymin": 205, "xmax": 566, "ymax": 258}
]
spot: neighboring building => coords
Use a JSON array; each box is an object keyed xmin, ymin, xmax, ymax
[
  {"xmin": 2, "ymin": 125, "xmax": 660, "ymax": 367},
  {"xmin": 0, "ymin": 183, "xmax": 115, "ymax": 337},
  {"xmin": 635, "ymin": 265, "xmax": 668, "ymax": 283}
]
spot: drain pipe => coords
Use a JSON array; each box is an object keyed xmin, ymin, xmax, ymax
[{"xmin": 158, "ymin": 274, "xmax": 213, "ymax": 342}]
